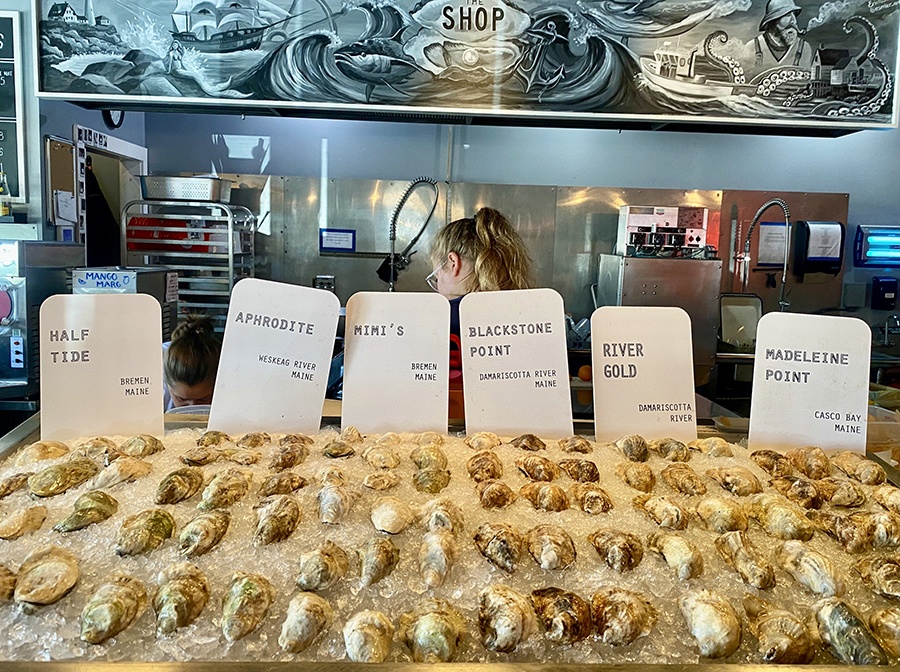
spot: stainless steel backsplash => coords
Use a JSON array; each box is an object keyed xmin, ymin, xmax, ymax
[{"xmin": 225, "ymin": 174, "xmax": 729, "ymax": 321}]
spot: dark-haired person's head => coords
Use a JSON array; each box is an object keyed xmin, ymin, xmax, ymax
[{"xmin": 164, "ymin": 314, "xmax": 221, "ymax": 407}]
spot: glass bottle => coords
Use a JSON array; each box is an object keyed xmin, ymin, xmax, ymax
[{"xmin": 0, "ymin": 168, "xmax": 10, "ymax": 217}]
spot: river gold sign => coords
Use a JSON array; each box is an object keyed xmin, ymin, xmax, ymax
[{"xmin": 591, "ymin": 306, "xmax": 697, "ymax": 444}]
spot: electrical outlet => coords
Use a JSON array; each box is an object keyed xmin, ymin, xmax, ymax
[{"xmin": 9, "ymin": 336, "xmax": 24, "ymax": 368}]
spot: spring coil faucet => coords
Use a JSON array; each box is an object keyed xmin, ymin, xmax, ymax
[{"xmin": 740, "ymin": 198, "xmax": 792, "ymax": 311}]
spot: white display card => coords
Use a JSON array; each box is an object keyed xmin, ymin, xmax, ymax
[
  {"xmin": 342, "ymin": 292, "xmax": 449, "ymax": 433},
  {"xmin": 208, "ymin": 279, "xmax": 340, "ymax": 434},
  {"xmin": 40, "ymin": 294, "xmax": 164, "ymax": 440},
  {"xmin": 460, "ymin": 288, "xmax": 572, "ymax": 438},
  {"xmin": 591, "ymin": 306, "xmax": 697, "ymax": 444},
  {"xmin": 749, "ymin": 312, "xmax": 871, "ymax": 452}
]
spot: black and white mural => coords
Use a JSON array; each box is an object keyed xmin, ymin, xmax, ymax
[{"xmin": 37, "ymin": 0, "xmax": 900, "ymax": 128}]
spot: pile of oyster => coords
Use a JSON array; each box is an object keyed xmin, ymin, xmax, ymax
[{"xmin": 0, "ymin": 427, "xmax": 899, "ymax": 664}]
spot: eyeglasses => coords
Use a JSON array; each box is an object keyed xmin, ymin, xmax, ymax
[{"xmin": 425, "ymin": 259, "xmax": 448, "ymax": 292}]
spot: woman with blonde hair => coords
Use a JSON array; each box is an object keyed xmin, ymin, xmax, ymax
[
  {"xmin": 427, "ymin": 207, "xmax": 534, "ymax": 417},
  {"xmin": 163, "ymin": 314, "xmax": 222, "ymax": 409}
]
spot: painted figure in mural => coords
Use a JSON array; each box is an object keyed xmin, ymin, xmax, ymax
[
  {"xmin": 165, "ymin": 40, "xmax": 185, "ymax": 75},
  {"xmin": 34, "ymin": 0, "xmax": 899, "ymax": 124},
  {"xmin": 745, "ymin": 0, "xmax": 814, "ymax": 77}
]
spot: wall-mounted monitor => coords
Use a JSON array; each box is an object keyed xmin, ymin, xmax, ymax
[{"xmin": 854, "ymin": 225, "xmax": 900, "ymax": 267}]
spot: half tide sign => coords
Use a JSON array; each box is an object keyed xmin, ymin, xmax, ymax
[
  {"xmin": 40, "ymin": 294, "xmax": 163, "ymax": 440},
  {"xmin": 591, "ymin": 306, "xmax": 696, "ymax": 444},
  {"xmin": 209, "ymin": 278, "xmax": 340, "ymax": 435},
  {"xmin": 460, "ymin": 288, "xmax": 572, "ymax": 438},
  {"xmin": 342, "ymin": 292, "xmax": 449, "ymax": 433},
  {"xmin": 749, "ymin": 313, "xmax": 870, "ymax": 452}
]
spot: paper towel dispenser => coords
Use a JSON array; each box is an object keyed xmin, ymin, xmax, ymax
[
  {"xmin": 793, "ymin": 220, "xmax": 844, "ymax": 279},
  {"xmin": 854, "ymin": 225, "xmax": 900, "ymax": 267}
]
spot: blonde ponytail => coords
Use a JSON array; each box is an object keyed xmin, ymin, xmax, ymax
[{"xmin": 431, "ymin": 207, "xmax": 533, "ymax": 293}]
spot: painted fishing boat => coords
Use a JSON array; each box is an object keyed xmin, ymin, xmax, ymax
[{"xmin": 639, "ymin": 44, "xmax": 756, "ymax": 98}]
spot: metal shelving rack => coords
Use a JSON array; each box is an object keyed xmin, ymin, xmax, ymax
[{"xmin": 121, "ymin": 199, "xmax": 256, "ymax": 330}]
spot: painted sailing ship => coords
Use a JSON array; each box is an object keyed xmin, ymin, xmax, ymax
[{"xmin": 170, "ymin": 0, "xmax": 290, "ymax": 53}]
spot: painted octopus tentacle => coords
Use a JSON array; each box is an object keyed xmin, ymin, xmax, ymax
[
  {"xmin": 703, "ymin": 30, "xmax": 745, "ymax": 84},
  {"xmin": 753, "ymin": 66, "xmax": 810, "ymax": 100},
  {"xmin": 812, "ymin": 16, "xmax": 890, "ymax": 117}
]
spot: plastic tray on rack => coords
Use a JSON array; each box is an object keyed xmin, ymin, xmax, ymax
[{"xmin": 127, "ymin": 216, "xmax": 230, "ymax": 254}]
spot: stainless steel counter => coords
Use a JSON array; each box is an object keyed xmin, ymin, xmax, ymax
[{"xmin": 0, "ymin": 663, "xmax": 891, "ymax": 672}]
